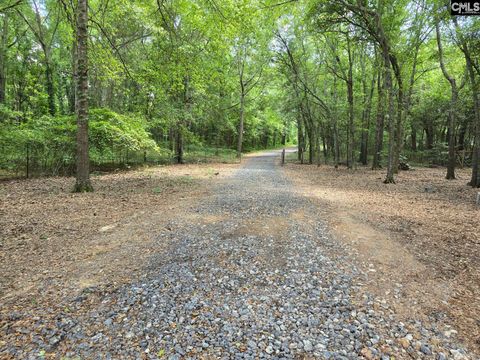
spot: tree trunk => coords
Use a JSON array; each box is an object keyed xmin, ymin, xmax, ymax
[
  {"xmin": 411, "ymin": 125, "xmax": 417, "ymax": 151},
  {"xmin": 446, "ymin": 86, "xmax": 458, "ymax": 179},
  {"xmin": 372, "ymin": 68, "xmax": 385, "ymax": 170},
  {"xmin": 237, "ymin": 91, "xmax": 245, "ymax": 158},
  {"xmin": 436, "ymin": 19, "xmax": 458, "ymax": 180},
  {"xmin": 392, "ymin": 66, "xmax": 404, "ymax": 174},
  {"xmin": 458, "ymin": 32, "xmax": 480, "ymax": 186},
  {"xmin": 323, "ymin": 138, "xmax": 328, "ymax": 163},
  {"xmin": 176, "ymin": 75, "xmax": 190, "ymax": 164},
  {"xmin": 346, "ymin": 35, "xmax": 355, "ymax": 169},
  {"xmin": 360, "ymin": 69, "xmax": 375, "ymax": 165},
  {"xmin": 404, "ymin": 39, "xmax": 421, "ymax": 153},
  {"xmin": 331, "ymin": 35, "xmax": 354, "ymax": 169},
  {"xmin": 74, "ymin": 0, "xmax": 93, "ymax": 192},
  {"xmin": 451, "ymin": 17, "xmax": 480, "ymax": 186},
  {"xmin": 308, "ymin": 126, "xmax": 314, "ymax": 164},
  {"xmin": 347, "ymin": 78, "xmax": 354, "ymax": 169},
  {"xmin": 332, "ymin": 75, "xmax": 340, "ymax": 168},
  {"xmin": 35, "ymin": 9, "xmax": 56, "ymax": 115},
  {"xmin": 68, "ymin": 42, "xmax": 76, "ymax": 114},
  {"xmin": 297, "ymin": 116, "xmax": 304, "ymax": 163},
  {"xmin": 0, "ymin": 14, "xmax": 7, "ymax": 105},
  {"xmin": 45, "ymin": 57, "xmax": 55, "ymax": 115},
  {"xmin": 169, "ymin": 127, "xmax": 175, "ymax": 152},
  {"xmin": 425, "ymin": 125, "xmax": 434, "ymax": 150},
  {"xmin": 467, "ymin": 62, "xmax": 480, "ymax": 187},
  {"xmin": 176, "ymin": 126, "xmax": 184, "ymax": 164},
  {"xmin": 383, "ymin": 54, "xmax": 395, "ymax": 184},
  {"xmin": 303, "ymin": 95, "xmax": 316, "ymax": 165}
]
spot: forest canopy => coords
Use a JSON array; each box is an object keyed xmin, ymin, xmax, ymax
[{"xmin": 0, "ymin": 0, "xmax": 479, "ymax": 189}]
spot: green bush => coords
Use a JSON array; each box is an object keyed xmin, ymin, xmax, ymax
[{"xmin": 0, "ymin": 108, "xmax": 159, "ymax": 176}]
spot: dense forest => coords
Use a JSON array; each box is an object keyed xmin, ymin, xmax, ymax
[
  {"xmin": 2, "ymin": 1, "xmax": 480, "ymax": 357},
  {"xmin": 0, "ymin": 0, "xmax": 479, "ymax": 190}
]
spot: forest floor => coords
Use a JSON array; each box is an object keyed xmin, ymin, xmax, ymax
[
  {"xmin": 284, "ymin": 162, "xmax": 480, "ymax": 356},
  {"xmin": 0, "ymin": 152, "xmax": 479, "ymax": 359},
  {"xmin": 0, "ymin": 164, "xmax": 237, "ymax": 321}
]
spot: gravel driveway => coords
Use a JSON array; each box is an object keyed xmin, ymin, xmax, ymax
[{"xmin": 3, "ymin": 151, "xmax": 473, "ymax": 359}]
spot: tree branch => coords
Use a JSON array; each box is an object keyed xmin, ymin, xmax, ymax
[{"xmin": 0, "ymin": 0, "xmax": 23, "ymax": 13}]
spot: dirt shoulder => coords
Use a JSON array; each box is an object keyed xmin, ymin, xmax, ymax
[
  {"xmin": 284, "ymin": 163, "xmax": 480, "ymax": 355},
  {"xmin": 0, "ymin": 164, "xmax": 237, "ymax": 315}
]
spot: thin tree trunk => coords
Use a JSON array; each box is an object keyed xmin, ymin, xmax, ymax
[
  {"xmin": 330, "ymin": 35, "xmax": 354, "ymax": 168},
  {"xmin": 33, "ymin": 5, "xmax": 56, "ymax": 115},
  {"xmin": 237, "ymin": 91, "xmax": 245, "ymax": 158},
  {"xmin": 372, "ymin": 67, "xmax": 385, "ymax": 170},
  {"xmin": 436, "ymin": 19, "xmax": 459, "ymax": 180},
  {"xmin": 446, "ymin": 86, "xmax": 458, "ymax": 179},
  {"xmin": 74, "ymin": 0, "xmax": 92, "ymax": 192},
  {"xmin": 297, "ymin": 116, "xmax": 304, "ymax": 163},
  {"xmin": 176, "ymin": 126, "xmax": 184, "ymax": 164},
  {"xmin": 0, "ymin": 14, "xmax": 7, "ymax": 105},
  {"xmin": 425, "ymin": 125, "xmax": 434, "ymax": 150},
  {"xmin": 303, "ymin": 95, "xmax": 315, "ymax": 165},
  {"xmin": 176, "ymin": 75, "xmax": 190, "ymax": 164},
  {"xmin": 322, "ymin": 134, "xmax": 328, "ymax": 164},
  {"xmin": 307, "ymin": 125, "xmax": 314, "ymax": 164},
  {"xmin": 346, "ymin": 36, "xmax": 354, "ymax": 169},
  {"xmin": 168, "ymin": 127, "xmax": 175, "ymax": 152},
  {"xmin": 392, "ymin": 67, "xmax": 404, "ymax": 174},
  {"xmin": 453, "ymin": 18, "xmax": 480, "ymax": 187},
  {"xmin": 45, "ymin": 57, "xmax": 55, "ymax": 115},
  {"xmin": 347, "ymin": 78, "xmax": 354, "ymax": 169},
  {"xmin": 384, "ymin": 54, "xmax": 395, "ymax": 183},
  {"xmin": 394, "ymin": 36, "xmax": 421, "ymax": 173},
  {"xmin": 331, "ymin": 73, "xmax": 340, "ymax": 168},
  {"xmin": 359, "ymin": 58, "xmax": 368, "ymax": 165},
  {"xmin": 468, "ymin": 64, "xmax": 480, "ymax": 187},
  {"xmin": 236, "ymin": 44, "xmax": 247, "ymax": 159},
  {"xmin": 411, "ymin": 125, "xmax": 417, "ymax": 151},
  {"xmin": 360, "ymin": 67, "xmax": 375, "ymax": 165}
]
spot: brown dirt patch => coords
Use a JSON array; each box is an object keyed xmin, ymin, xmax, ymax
[
  {"xmin": 284, "ymin": 163, "xmax": 480, "ymax": 354},
  {"xmin": 221, "ymin": 216, "xmax": 290, "ymax": 239}
]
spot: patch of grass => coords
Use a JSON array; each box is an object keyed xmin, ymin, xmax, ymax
[
  {"xmin": 204, "ymin": 167, "xmax": 217, "ymax": 177},
  {"xmin": 151, "ymin": 176, "xmax": 196, "ymax": 194},
  {"xmin": 184, "ymin": 146, "xmax": 238, "ymax": 164},
  {"xmin": 174, "ymin": 175, "xmax": 194, "ymax": 184}
]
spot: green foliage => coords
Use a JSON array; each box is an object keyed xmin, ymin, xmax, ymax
[
  {"xmin": 0, "ymin": 105, "xmax": 22, "ymax": 123},
  {"xmin": 88, "ymin": 109, "xmax": 158, "ymax": 161},
  {"xmin": 1, "ymin": 0, "xmax": 479, "ymax": 180},
  {"xmin": 0, "ymin": 109, "xmax": 159, "ymax": 176}
]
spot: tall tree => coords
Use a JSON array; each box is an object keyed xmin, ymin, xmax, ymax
[
  {"xmin": 372, "ymin": 59, "xmax": 385, "ymax": 170},
  {"xmin": 234, "ymin": 36, "xmax": 266, "ymax": 158},
  {"xmin": 326, "ymin": 31, "xmax": 355, "ymax": 169},
  {"xmin": 0, "ymin": 13, "xmax": 8, "ymax": 104},
  {"xmin": 359, "ymin": 46, "xmax": 376, "ymax": 166},
  {"xmin": 17, "ymin": 1, "xmax": 60, "ymax": 116},
  {"xmin": 452, "ymin": 18, "xmax": 480, "ymax": 187},
  {"xmin": 435, "ymin": 16, "xmax": 464, "ymax": 180},
  {"xmin": 73, "ymin": 0, "xmax": 92, "ymax": 192}
]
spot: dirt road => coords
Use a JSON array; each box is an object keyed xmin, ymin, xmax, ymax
[{"xmin": 1, "ymin": 151, "xmax": 474, "ymax": 359}]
